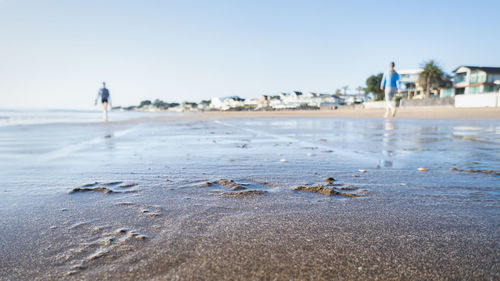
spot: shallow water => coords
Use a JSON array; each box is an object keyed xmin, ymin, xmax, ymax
[
  {"xmin": 0, "ymin": 109, "xmax": 180, "ymax": 127},
  {"xmin": 0, "ymin": 115, "xmax": 499, "ymax": 280}
]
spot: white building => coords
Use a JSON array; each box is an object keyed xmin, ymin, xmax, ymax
[
  {"xmin": 268, "ymin": 96, "xmax": 284, "ymax": 109},
  {"xmin": 276, "ymin": 91, "xmax": 325, "ymax": 108},
  {"xmin": 197, "ymin": 103, "xmax": 209, "ymax": 110},
  {"xmin": 453, "ymin": 66, "xmax": 500, "ymax": 95},
  {"xmin": 452, "ymin": 66, "xmax": 500, "ymax": 107},
  {"xmin": 243, "ymin": 98, "xmax": 259, "ymax": 108},
  {"xmin": 210, "ymin": 96, "xmax": 245, "ymax": 110},
  {"xmin": 318, "ymin": 93, "xmax": 340, "ymax": 103},
  {"xmin": 398, "ymin": 69, "xmax": 428, "ymax": 99}
]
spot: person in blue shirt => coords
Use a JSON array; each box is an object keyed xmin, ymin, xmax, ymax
[
  {"xmin": 95, "ymin": 82, "xmax": 111, "ymax": 121},
  {"xmin": 380, "ymin": 62, "xmax": 401, "ymax": 118}
]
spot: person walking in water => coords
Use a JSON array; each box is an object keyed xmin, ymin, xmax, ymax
[
  {"xmin": 380, "ymin": 62, "xmax": 401, "ymax": 118},
  {"xmin": 95, "ymin": 82, "xmax": 111, "ymax": 121}
]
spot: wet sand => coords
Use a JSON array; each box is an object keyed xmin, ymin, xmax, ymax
[
  {"xmin": 1, "ymin": 115, "xmax": 499, "ymax": 280},
  {"xmin": 162, "ymin": 107, "xmax": 500, "ymax": 121},
  {"xmin": 198, "ymin": 107, "xmax": 500, "ymax": 120},
  {"xmin": 93, "ymin": 107, "xmax": 500, "ymax": 127}
]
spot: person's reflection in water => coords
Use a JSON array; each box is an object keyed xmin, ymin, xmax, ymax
[
  {"xmin": 104, "ymin": 130, "xmax": 115, "ymax": 152},
  {"xmin": 379, "ymin": 119, "xmax": 395, "ymax": 167}
]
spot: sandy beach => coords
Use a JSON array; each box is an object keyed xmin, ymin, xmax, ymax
[
  {"xmin": 191, "ymin": 107, "xmax": 500, "ymax": 120},
  {"xmin": 113, "ymin": 107, "xmax": 500, "ymax": 126},
  {"xmin": 0, "ymin": 110, "xmax": 499, "ymax": 280}
]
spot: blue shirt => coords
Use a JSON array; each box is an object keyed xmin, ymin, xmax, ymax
[
  {"xmin": 97, "ymin": 87, "xmax": 110, "ymax": 100},
  {"xmin": 381, "ymin": 70, "xmax": 400, "ymax": 90}
]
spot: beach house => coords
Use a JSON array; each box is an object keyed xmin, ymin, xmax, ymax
[
  {"xmin": 318, "ymin": 93, "xmax": 342, "ymax": 108},
  {"xmin": 301, "ymin": 92, "xmax": 321, "ymax": 107},
  {"xmin": 398, "ymin": 69, "xmax": 427, "ymax": 99},
  {"xmin": 255, "ymin": 95, "xmax": 270, "ymax": 109},
  {"xmin": 452, "ymin": 66, "xmax": 500, "ymax": 95},
  {"xmin": 268, "ymin": 95, "xmax": 284, "ymax": 109},
  {"xmin": 243, "ymin": 98, "xmax": 259, "ymax": 109},
  {"xmin": 210, "ymin": 96, "xmax": 245, "ymax": 110},
  {"xmin": 452, "ymin": 66, "xmax": 500, "ymax": 107},
  {"xmin": 278, "ymin": 91, "xmax": 305, "ymax": 109}
]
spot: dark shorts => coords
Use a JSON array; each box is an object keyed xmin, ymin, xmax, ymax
[{"xmin": 101, "ymin": 99, "xmax": 108, "ymax": 104}]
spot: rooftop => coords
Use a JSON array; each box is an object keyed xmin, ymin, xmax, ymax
[{"xmin": 453, "ymin": 66, "xmax": 500, "ymax": 74}]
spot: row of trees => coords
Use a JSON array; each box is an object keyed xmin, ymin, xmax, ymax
[
  {"xmin": 364, "ymin": 60, "xmax": 449, "ymax": 100},
  {"xmin": 138, "ymin": 99, "xmax": 211, "ymax": 110},
  {"xmin": 333, "ymin": 86, "xmax": 365, "ymax": 97},
  {"xmin": 139, "ymin": 99, "xmax": 180, "ymax": 109}
]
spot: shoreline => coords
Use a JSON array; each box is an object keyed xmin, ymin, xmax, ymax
[{"xmin": 197, "ymin": 107, "xmax": 500, "ymax": 119}]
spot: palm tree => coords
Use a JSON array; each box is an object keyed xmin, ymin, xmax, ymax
[
  {"xmin": 418, "ymin": 60, "xmax": 444, "ymax": 98},
  {"xmin": 356, "ymin": 86, "xmax": 365, "ymax": 97},
  {"xmin": 342, "ymin": 85, "xmax": 349, "ymax": 95}
]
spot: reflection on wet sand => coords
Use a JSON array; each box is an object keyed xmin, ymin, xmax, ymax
[{"xmin": 380, "ymin": 119, "xmax": 395, "ymax": 167}]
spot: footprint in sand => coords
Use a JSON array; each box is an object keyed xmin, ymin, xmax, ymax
[
  {"xmin": 115, "ymin": 201, "xmax": 162, "ymax": 218},
  {"xmin": 57, "ymin": 224, "xmax": 148, "ymax": 277},
  {"xmin": 69, "ymin": 182, "xmax": 140, "ymax": 194}
]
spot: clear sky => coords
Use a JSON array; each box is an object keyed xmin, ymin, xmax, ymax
[{"xmin": 1, "ymin": 0, "xmax": 499, "ymax": 109}]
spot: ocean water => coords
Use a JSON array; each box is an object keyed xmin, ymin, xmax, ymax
[{"xmin": 0, "ymin": 109, "xmax": 177, "ymax": 127}]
